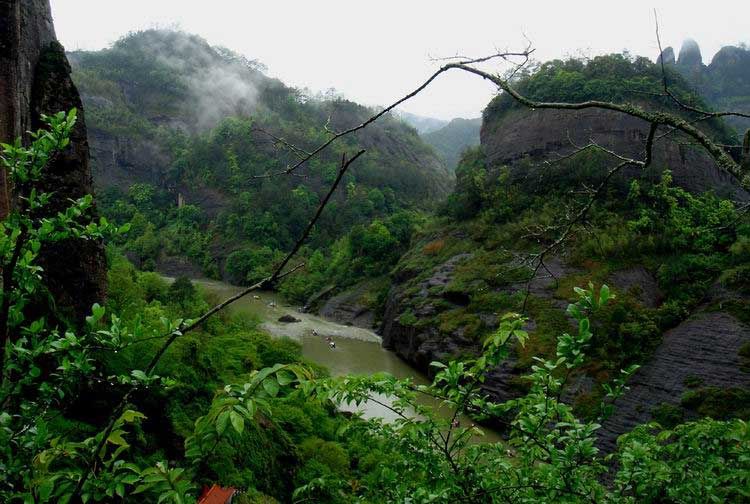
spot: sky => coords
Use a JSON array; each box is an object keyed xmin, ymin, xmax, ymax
[{"xmin": 49, "ymin": 1, "xmax": 749, "ymax": 121}]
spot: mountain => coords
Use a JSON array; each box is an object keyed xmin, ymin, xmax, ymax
[
  {"xmin": 423, "ymin": 117, "xmax": 481, "ymax": 170},
  {"xmin": 661, "ymin": 39, "xmax": 750, "ymax": 132},
  {"xmin": 68, "ymin": 30, "xmax": 454, "ymax": 279},
  {"xmin": 396, "ymin": 110, "xmax": 449, "ymax": 134},
  {"xmin": 380, "ymin": 53, "xmax": 750, "ymax": 450}
]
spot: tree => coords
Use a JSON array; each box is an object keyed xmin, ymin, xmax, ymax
[{"xmin": 4, "ymin": 21, "xmax": 750, "ymax": 501}]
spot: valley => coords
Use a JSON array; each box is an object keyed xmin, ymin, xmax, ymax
[{"xmin": 2, "ymin": 2, "xmax": 750, "ymax": 502}]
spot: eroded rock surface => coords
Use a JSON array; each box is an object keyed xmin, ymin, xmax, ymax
[
  {"xmin": 319, "ymin": 283, "xmax": 375, "ymax": 329},
  {"xmin": 608, "ymin": 266, "xmax": 662, "ymax": 308},
  {"xmin": 598, "ymin": 311, "xmax": 750, "ymax": 451},
  {"xmin": 0, "ymin": 0, "xmax": 107, "ymax": 324},
  {"xmin": 481, "ymin": 107, "xmax": 747, "ymax": 200}
]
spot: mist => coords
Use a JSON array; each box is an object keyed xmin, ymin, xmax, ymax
[{"xmin": 50, "ymin": 0, "xmax": 750, "ymax": 120}]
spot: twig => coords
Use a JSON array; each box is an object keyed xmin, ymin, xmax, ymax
[{"xmin": 71, "ymin": 150, "xmax": 366, "ymax": 499}]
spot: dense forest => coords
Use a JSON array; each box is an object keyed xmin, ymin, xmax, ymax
[
  {"xmin": 2, "ymin": 4, "xmax": 750, "ymax": 503},
  {"xmin": 69, "ymin": 30, "xmax": 452, "ymax": 304}
]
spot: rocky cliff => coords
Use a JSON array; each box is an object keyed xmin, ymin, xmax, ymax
[
  {"xmin": 480, "ymin": 107, "xmax": 747, "ymax": 200},
  {"xmin": 0, "ymin": 0, "xmax": 107, "ymax": 325},
  {"xmin": 380, "ymin": 54, "xmax": 750, "ymax": 449}
]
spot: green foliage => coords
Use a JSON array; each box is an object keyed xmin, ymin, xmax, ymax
[
  {"xmin": 443, "ymin": 147, "xmax": 489, "ymax": 219},
  {"xmin": 225, "ymin": 247, "xmax": 283, "ymax": 285},
  {"xmin": 279, "ymin": 210, "xmax": 421, "ymax": 305},
  {"xmin": 681, "ymin": 387, "xmax": 750, "ymax": 420},
  {"xmin": 294, "ymin": 284, "xmax": 750, "ymax": 502},
  {"xmin": 485, "ymin": 53, "xmax": 736, "ymax": 146},
  {"xmin": 651, "ymin": 402, "xmax": 685, "ymax": 429},
  {"xmin": 0, "ymin": 111, "xmax": 186, "ymax": 503},
  {"xmin": 3, "ymin": 124, "xmax": 748, "ymax": 503},
  {"xmin": 75, "ymin": 30, "xmax": 451, "ymax": 290}
]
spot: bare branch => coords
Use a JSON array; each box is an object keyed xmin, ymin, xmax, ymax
[
  {"xmin": 251, "ymin": 50, "xmax": 534, "ymax": 179},
  {"xmin": 72, "ymin": 149, "xmax": 366, "ymax": 498}
]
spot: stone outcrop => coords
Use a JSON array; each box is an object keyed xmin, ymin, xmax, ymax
[
  {"xmin": 0, "ymin": 0, "xmax": 107, "ymax": 324},
  {"xmin": 677, "ymin": 39, "xmax": 703, "ymax": 68},
  {"xmin": 480, "ymin": 107, "xmax": 747, "ymax": 200},
  {"xmin": 86, "ymin": 127, "xmax": 172, "ymax": 193},
  {"xmin": 319, "ymin": 283, "xmax": 376, "ymax": 329},
  {"xmin": 381, "ymin": 253, "xmax": 577, "ymax": 382},
  {"xmin": 657, "ymin": 47, "xmax": 675, "ymax": 66},
  {"xmin": 381, "ymin": 240, "xmax": 750, "ymax": 449},
  {"xmin": 598, "ymin": 310, "xmax": 750, "ymax": 451},
  {"xmin": 666, "ymin": 40, "xmax": 750, "ymax": 132},
  {"xmin": 382, "ymin": 253, "xmax": 476, "ymax": 370}
]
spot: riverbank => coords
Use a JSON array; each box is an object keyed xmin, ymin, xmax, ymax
[{"xmin": 178, "ymin": 276, "xmax": 501, "ymax": 441}]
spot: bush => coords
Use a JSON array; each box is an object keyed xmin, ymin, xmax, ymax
[
  {"xmin": 138, "ymin": 271, "xmax": 169, "ymax": 302},
  {"xmin": 652, "ymin": 402, "xmax": 685, "ymax": 428}
]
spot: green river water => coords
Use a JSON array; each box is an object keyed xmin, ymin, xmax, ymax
[{"xmin": 192, "ymin": 278, "xmax": 501, "ymax": 442}]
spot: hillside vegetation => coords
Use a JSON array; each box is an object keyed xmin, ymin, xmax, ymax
[
  {"xmin": 381, "ymin": 54, "xmax": 750, "ymax": 447},
  {"xmin": 69, "ymin": 30, "xmax": 453, "ymax": 297},
  {"xmin": 423, "ymin": 117, "xmax": 481, "ymax": 170},
  {"xmin": 3, "ymin": 18, "xmax": 750, "ymax": 501}
]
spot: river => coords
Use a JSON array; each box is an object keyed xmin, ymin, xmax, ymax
[{"xmin": 192, "ymin": 278, "xmax": 501, "ymax": 442}]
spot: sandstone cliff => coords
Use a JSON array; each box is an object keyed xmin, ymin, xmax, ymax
[
  {"xmin": 0, "ymin": 0, "xmax": 107, "ymax": 324},
  {"xmin": 380, "ymin": 55, "xmax": 750, "ymax": 449},
  {"xmin": 480, "ymin": 107, "xmax": 747, "ymax": 200}
]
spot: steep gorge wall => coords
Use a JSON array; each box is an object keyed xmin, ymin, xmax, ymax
[
  {"xmin": 381, "ymin": 101, "xmax": 750, "ymax": 449},
  {"xmin": 0, "ymin": 0, "xmax": 107, "ymax": 324},
  {"xmin": 481, "ymin": 107, "xmax": 747, "ymax": 200}
]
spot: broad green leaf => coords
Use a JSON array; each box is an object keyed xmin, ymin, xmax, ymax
[
  {"xmin": 229, "ymin": 411, "xmax": 244, "ymax": 434},
  {"xmin": 262, "ymin": 377, "xmax": 280, "ymax": 397}
]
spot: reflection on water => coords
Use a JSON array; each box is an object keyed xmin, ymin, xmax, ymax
[{"xmin": 191, "ymin": 278, "xmax": 500, "ymax": 443}]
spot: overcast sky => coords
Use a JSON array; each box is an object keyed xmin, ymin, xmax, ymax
[{"xmin": 49, "ymin": 1, "xmax": 749, "ymax": 120}]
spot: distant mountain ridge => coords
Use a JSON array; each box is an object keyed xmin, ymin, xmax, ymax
[
  {"xmin": 68, "ymin": 29, "xmax": 454, "ymax": 276},
  {"xmin": 659, "ymin": 39, "xmax": 750, "ymax": 132},
  {"xmin": 396, "ymin": 110, "xmax": 448, "ymax": 134},
  {"xmin": 423, "ymin": 117, "xmax": 481, "ymax": 170}
]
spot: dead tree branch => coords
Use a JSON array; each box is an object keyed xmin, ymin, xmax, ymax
[
  {"xmin": 72, "ymin": 150, "xmax": 365, "ymax": 499},
  {"xmin": 251, "ymin": 51, "xmax": 534, "ymax": 179}
]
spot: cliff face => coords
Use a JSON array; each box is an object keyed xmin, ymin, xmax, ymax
[
  {"xmin": 0, "ymin": 0, "xmax": 57, "ymax": 215},
  {"xmin": 380, "ymin": 58, "xmax": 750, "ymax": 449},
  {"xmin": 597, "ymin": 306, "xmax": 750, "ymax": 451},
  {"xmin": 480, "ymin": 107, "xmax": 747, "ymax": 200},
  {"xmin": 0, "ymin": 0, "xmax": 107, "ymax": 324}
]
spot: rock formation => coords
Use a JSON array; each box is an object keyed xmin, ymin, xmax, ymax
[
  {"xmin": 677, "ymin": 38, "xmax": 703, "ymax": 68},
  {"xmin": 598, "ymin": 308, "xmax": 750, "ymax": 451},
  {"xmin": 667, "ymin": 40, "xmax": 750, "ymax": 132},
  {"xmin": 0, "ymin": 0, "xmax": 107, "ymax": 325},
  {"xmin": 480, "ymin": 107, "xmax": 747, "ymax": 200},
  {"xmin": 381, "ymin": 56, "xmax": 750, "ymax": 449},
  {"xmin": 657, "ymin": 46, "xmax": 675, "ymax": 66}
]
